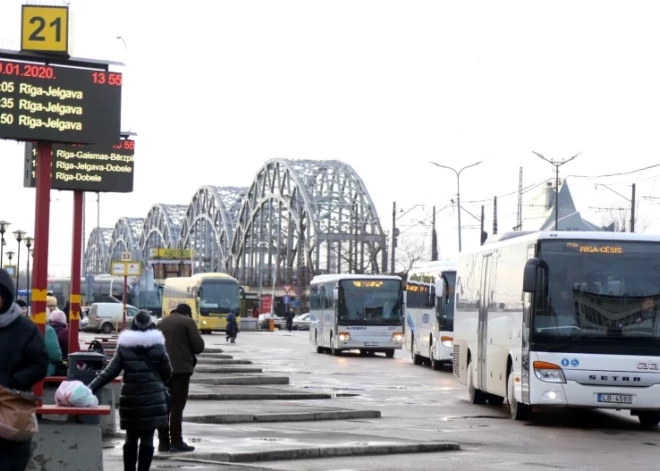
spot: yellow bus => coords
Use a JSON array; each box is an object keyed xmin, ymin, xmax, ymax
[{"xmin": 162, "ymin": 273, "xmax": 245, "ymax": 334}]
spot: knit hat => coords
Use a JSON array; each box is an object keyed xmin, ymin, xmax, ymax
[
  {"xmin": 174, "ymin": 303, "xmax": 193, "ymax": 317},
  {"xmin": 131, "ymin": 310, "xmax": 153, "ymax": 332},
  {"xmin": 49, "ymin": 309, "xmax": 67, "ymax": 324}
]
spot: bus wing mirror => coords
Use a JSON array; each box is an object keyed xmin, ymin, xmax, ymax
[
  {"xmin": 523, "ymin": 258, "xmax": 548, "ymax": 297},
  {"xmin": 522, "ymin": 258, "xmax": 540, "ymax": 293},
  {"xmin": 333, "ymin": 287, "xmax": 339, "ymax": 301},
  {"xmin": 402, "ymin": 291, "xmax": 407, "ymax": 305},
  {"xmin": 435, "ymin": 278, "xmax": 445, "ymax": 299}
]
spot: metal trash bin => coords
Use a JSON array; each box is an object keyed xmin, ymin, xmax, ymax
[{"xmin": 67, "ymin": 352, "xmax": 107, "ymax": 424}]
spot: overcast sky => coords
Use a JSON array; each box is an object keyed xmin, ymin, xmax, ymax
[{"xmin": 1, "ymin": 0, "xmax": 659, "ymax": 275}]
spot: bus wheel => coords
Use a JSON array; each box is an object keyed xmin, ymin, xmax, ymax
[
  {"xmin": 101, "ymin": 323, "xmax": 113, "ymax": 334},
  {"xmin": 430, "ymin": 347, "xmax": 442, "ymax": 371},
  {"xmin": 385, "ymin": 349, "xmax": 395, "ymax": 359},
  {"xmin": 637, "ymin": 411, "xmax": 660, "ymax": 428},
  {"xmin": 467, "ymin": 360, "xmax": 487, "ymax": 404},
  {"xmin": 507, "ymin": 371, "xmax": 532, "ymax": 420},
  {"xmin": 411, "ymin": 335, "xmax": 422, "ymax": 365},
  {"xmin": 330, "ymin": 336, "xmax": 341, "ymax": 356},
  {"xmin": 315, "ymin": 331, "xmax": 324, "ymax": 354}
]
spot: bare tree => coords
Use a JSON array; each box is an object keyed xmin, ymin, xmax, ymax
[
  {"xmin": 600, "ymin": 206, "xmax": 648, "ymax": 233},
  {"xmin": 395, "ymin": 237, "xmax": 428, "ymax": 275}
]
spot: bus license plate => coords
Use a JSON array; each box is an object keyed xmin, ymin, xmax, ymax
[
  {"xmin": 364, "ymin": 342, "xmax": 378, "ymax": 347},
  {"xmin": 597, "ymin": 394, "xmax": 632, "ymax": 404}
]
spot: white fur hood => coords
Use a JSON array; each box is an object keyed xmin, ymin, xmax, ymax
[{"xmin": 117, "ymin": 329, "xmax": 165, "ymax": 348}]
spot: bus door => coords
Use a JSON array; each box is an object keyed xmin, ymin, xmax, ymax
[{"xmin": 478, "ymin": 254, "xmax": 492, "ymax": 391}]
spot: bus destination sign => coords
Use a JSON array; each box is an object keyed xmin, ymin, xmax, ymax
[
  {"xmin": 24, "ymin": 139, "xmax": 135, "ymax": 193},
  {"xmin": 0, "ymin": 58, "xmax": 122, "ymax": 144}
]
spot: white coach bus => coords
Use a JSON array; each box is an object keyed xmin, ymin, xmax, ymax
[
  {"xmin": 309, "ymin": 274, "xmax": 404, "ymax": 358},
  {"xmin": 453, "ymin": 231, "xmax": 660, "ymax": 426},
  {"xmin": 404, "ymin": 261, "xmax": 457, "ymax": 370}
]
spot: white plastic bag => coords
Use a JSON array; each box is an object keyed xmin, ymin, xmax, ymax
[{"xmin": 55, "ymin": 380, "xmax": 99, "ymax": 407}]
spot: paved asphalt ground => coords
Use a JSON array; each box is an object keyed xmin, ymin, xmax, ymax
[{"xmin": 98, "ymin": 330, "xmax": 660, "ymax": 470}]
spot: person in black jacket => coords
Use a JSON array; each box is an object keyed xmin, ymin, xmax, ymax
[
  {"xmin": 90, "ymin": 310, "xmax": 172, "ymax": 471},
  {"xmin": 0, "ymin": 268, "xmax": 48, "ymax": 470}
]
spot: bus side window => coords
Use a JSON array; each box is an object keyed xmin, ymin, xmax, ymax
[{"xmin": 310, "ymin": 286, "xmax": 319, "ymax": 309}]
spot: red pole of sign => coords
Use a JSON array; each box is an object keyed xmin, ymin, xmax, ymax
[
  {"xmin": 31, "ymin": 142, "xmax": 52, "ymax": 404},
  {"xmin": 68, "ymin": 190, "xmax": 83, "ymax": 355},
  {"xmin": 122, "ymin": 275, "xmax": 127, "ymax": 330}
]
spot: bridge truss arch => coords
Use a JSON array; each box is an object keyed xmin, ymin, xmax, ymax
[
  {"xmin": 108, "ymin": 217, "xmax": 145, "ymax": 267},
  {"xmin": 139, "ymin": 204, "xmax": 188, "ymax": 261},
  {"xmin": 179, "ymin": 186, "xmax": 247, "ymax": 274},
  {"xmin": 83, "ymin": 227, "xmax": 114, "ymax": 275},
  {"xmin": 231, "ymin": 159, "xmax": 386, "ymax": 288}
]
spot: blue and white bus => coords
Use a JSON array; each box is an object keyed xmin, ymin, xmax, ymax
[
  {"xmin": 404, "ymin": 261, "xmax": 457, "ymax": 369},
  {"xmin": 309, "ymin": 274, "xmax": 404, "ymax": 358}
]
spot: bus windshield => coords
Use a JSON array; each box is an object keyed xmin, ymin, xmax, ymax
[
  {"xmin": 437, "ymin": 271, "xmax": 456, "ymax": 331},
  {"xmin": 199, "ymin": 280, "xmax": 240, "ymax": 314},
  {"xmin": 535, "ymin": 240, "xmax": 660, "ymax": 348},
  {"xmin": 338, "ymin": 279, "xmax": 402, "ymax": 325}
]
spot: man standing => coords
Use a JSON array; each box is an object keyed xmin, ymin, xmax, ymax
[{"xmin": 157, "ymin": 303, "xmax": 205, "ymax": 453}]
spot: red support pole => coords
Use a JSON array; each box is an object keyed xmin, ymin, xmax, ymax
[
  {"xmin": 122, "ymin": 275, "xmax": 127, "ymax": 331},
  {"xmin": 68, "ymin": 191, "xmax": 83, "ymax": 355},
  {"xmin": 31, "ymin": 142, "xmax": 52, "ymax": 404}
]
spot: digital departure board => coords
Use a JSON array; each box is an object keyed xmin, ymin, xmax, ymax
[
  {"xmin": 0, "ymin": 58, "xmax": 121, "ymax": 144},
  {"xmin": 565, "ymin": 242, "xmax": 623, "ymax": 254},
  {"xmin": 24, "ymin": 139, "xmax": 135, "ymax": 192}
]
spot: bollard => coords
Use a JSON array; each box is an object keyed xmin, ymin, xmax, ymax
[{"xmin": 268, "ymin": 318, "xmax": 275, "ymax": 332}]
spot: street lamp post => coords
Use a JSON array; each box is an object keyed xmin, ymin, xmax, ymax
[
  {"xmin": 6, "ymin": 251, "xmax": 14, "ymax": 278},
  {"xmin": 429, "ymin": 161, "xmax": 483, "ymax": 252},
  {"xmin": 24, "ymin": 237, "xmax": 34, "ymax": 305},
  {"xmin": 532, "ymin": 151, "xmax": 582, "ymax": 231},
  {"xmin": 13, "ymin": 230, "xmax": 26, "ymax": 297},
  {"xmin": 0, "ymin": 221, "xmax": 9, "ymax": 266}
]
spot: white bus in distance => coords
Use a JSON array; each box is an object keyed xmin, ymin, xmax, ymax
[
  {"xmin": 404, "ymin": 261, "xmax": 457, "ymax": 370},
  {"xmin": 453, "ymin": 231, "xmax": 660, "ymax": 426},
  {"xmin": 309, "ymin": 274, "xmax": 404, "ymax": 358}
]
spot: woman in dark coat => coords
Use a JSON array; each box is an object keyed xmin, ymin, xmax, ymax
[
  {"xmin": 90, "ymin": 310, "xmax": 172, "ymax": 471},
  {"xmin": 0, "ymin": 268, "xmax": 48, "ymax": 470}
]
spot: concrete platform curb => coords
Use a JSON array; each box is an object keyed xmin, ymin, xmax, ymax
[
  {"xmin": 198, "ymin": 353, "xmax": 234, "ymax": 359},
  {"xmin": 202, "ymin": 347, "xmax": 225, "ymax": 354},
  {"xmin": 185, "ymin": 409, "xmax": 381, "ymax": 424},
  {"xmin": 195, "ymin": 367, "xmax": 263, "ymax": 374},
  {"xmin": 192, "ymin": 376, "xmax": 290, "ymax": 386},
  {"xmin": 188, "ymin": 392, "xmax": 332, "ymax": 401},
  {"xmin": 196, "ymin": 359, "xmax": 253, "ymax": 365},
  {"xmin": 159, "ymin": 442, "xmax": 460, "ymax": 463}
]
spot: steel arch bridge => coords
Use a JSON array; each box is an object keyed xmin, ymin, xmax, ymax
[
  {"xmin": 83, "ymin": 228, "xmax": 114, "ymax": 275},
  {"xmin": 105, "ymin": 217, "xmax": 145, "ymax": 271},
  {"xmin": 139, "ymin": 204, "xmax": 188, "ymax": 263},
  {"xmin": 179, "ymin": 186, "xmax": 247, "ymax": 273},
  {"xmin": 231, "ymin": 159, "xmax": 386, "ymax": 288}
]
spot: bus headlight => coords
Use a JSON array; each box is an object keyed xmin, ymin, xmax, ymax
[
  {"xmin": 392, "ymin": 332, "xmax": 403, "ymax": 342},
  {"xmin": 338, "ymin": 332, "xmax": 351, "ymax": 342},
  {"xmin": 441, "ymin": 336, "xmax": 453, "ymax": 348},
  {"xmin": 201, "ymin": 320, "xmax": 207, "ymax": 326},
  {"xmin": 533, "ymin": 361, "xmax": 566, "ymax": 384}
]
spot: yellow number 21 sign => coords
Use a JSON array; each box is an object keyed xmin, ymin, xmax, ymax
[{"xmin": 21, "ymin": 5, "xmax": 69, "ymax": 54}]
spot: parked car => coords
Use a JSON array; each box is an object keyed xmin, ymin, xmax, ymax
[
  {"xmin": 293, "ymin": 313, "xmax": 311, "ymax": 330},
  {"xmin": 87, "ymin": 302, "xmax": 140, "ymax": 333}
]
